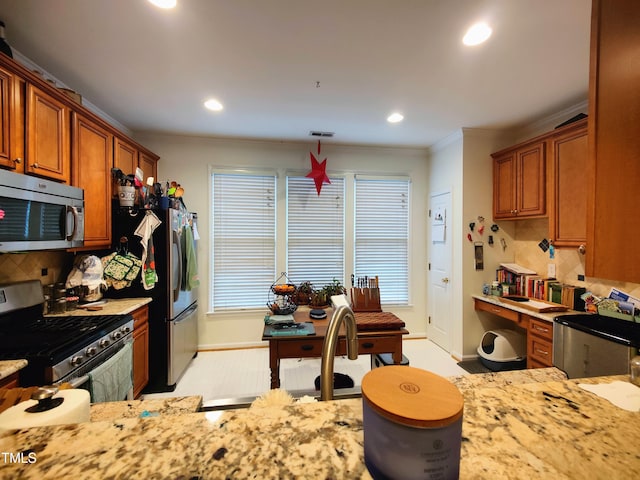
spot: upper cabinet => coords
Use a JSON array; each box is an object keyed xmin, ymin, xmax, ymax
[
  {"xmin": 586, "ymin": 0, "xmax": 640, "ymax": 283},
  {"xmin": 547, "ymin": 118, "xmax": 588, "ymax": 248},
  {"xmin": 138, "ymin": 149, "xmax": 158, "ymax": 182},
  {"xmin": 113, "ymin": 136, "xmax": 158, "ymax": 198},
  {"xmin": 25, "ymin": 83, "xmax": 71, "ymax": 182},
  {"xmin": 492, "ymin": 140, "xmax": 546, "ymax": 220},
  {"xmin": 72, "ymin": 112, "xmax": 113, "ymax": 249},
  {"xmin": 0, "ymin": 53, "xmax": 160, "ymax": 251},
  {"xmin": 0, "ymin": 64, "xmax": 23, "ymax": 171},
  {"xmin": 114, "ymin": 136, "xmax": 138, "ymax": 176}
]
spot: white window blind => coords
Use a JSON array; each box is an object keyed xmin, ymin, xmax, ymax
[
  {"xmin": 286, "ymin": 176, "xmax": 345, "ymax": 288},
  {"xmin": 354, "ymin": 178, "xmax": 410, "ymax": 304},
  {"xmin": 211, "ymin": 173, "xmax": 276, "ymax": 310}
]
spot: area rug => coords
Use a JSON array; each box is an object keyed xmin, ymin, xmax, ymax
[{"xmin": 457, "ymin": 359, "xmax": 492, "ymax": 374}]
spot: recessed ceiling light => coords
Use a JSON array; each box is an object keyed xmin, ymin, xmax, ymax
[
  {"xmin": 148, "ymin": 0, "xmax": 177, "ymax": 9},
  {"xmin": 204, "ymin": 98, "xmax": 224, "ymax": 112},
  {"xmin": 387, "ymin": 112, "xmax": 404, "ymax": 123},
  {"xmin": 463, "ymin": 22, "xmax": 492, "ymax": 46}
]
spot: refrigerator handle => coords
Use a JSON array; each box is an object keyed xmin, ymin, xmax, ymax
[{"xmin": 173, "ymin": 229, "xmax": 183, "ymax": 302}]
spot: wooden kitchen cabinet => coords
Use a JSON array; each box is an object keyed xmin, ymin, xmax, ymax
[
  {"xmin": 114, "ymin": 138, "xmax": 159, "ymax": 193},
  {"xmin": 526, "ymin": 316, "xmax": 553, "ymax": 369},
  {"xmin": 586, "ymin": 0, "xmax": 640, "ymax": 283},
  {"xmin": 0, "ymin": 64, "xmax": 24, "ymax": 172},
  {"xmin": 547, "ymin": 118, "xmax": 588, "ymax": 248},
  {"xmin": 71, "ymin": 112, "xmax": 113, "ymax": 249},
  {"xmin": 114, "ymin": 136, "xmax": 138, "ymax": 177},
  {"xmin": 138, "ymin": 149, "xmax": 158, "ymax": 182},
  {"xmin": 25, "ymin": 83, "xmax": 71, "ymax": 183},
  {"xmin": 492, "ymin": 140, "xmax": 546, "ymax": 219},
  {"xmin": 132, "ymin": 305, "xmax": 149, "ymax": 399}
]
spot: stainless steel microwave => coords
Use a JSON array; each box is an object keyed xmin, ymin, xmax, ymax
[{"xmin": 0, "ymin": 169, "xmax": 84, "ymax": 252}]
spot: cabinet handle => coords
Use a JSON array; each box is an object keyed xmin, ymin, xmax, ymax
[
  {"xmin": 301, "ymin": 345, "xmax": 314, "ymax": 351},
  {"xmin": 491, "ymin": 308, "xmax": 502, "ymax": 313},
  {"xmin": 533, "ymin": 325, "xmax": 549, "ymax": 334},
  {"xmin": 13, "ymin": 157, "xmax": 21, "ymax": 164},
  {"xmin": 578, "ymin": 244, "xmax": 586, "ymax": 255},
  {"xmin": 535, "ymin": 348, "xmax": 549, "ymax": 356},
  {"xmin": 362, "ymin": 342, "xmax": 374, "ymax": 349},
  {"xmin": 31, "ymin": 163, "xmax": 39, "ymax": 168}
]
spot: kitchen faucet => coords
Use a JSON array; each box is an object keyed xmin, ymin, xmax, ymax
[{"xmin": 320, "ymin": 302, "xmax": 358, "ymax": 401}]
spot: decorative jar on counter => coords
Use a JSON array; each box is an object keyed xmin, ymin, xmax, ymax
[{"xmin": 361, "ymin": 366, "xmax": 464, "ymax": 480}]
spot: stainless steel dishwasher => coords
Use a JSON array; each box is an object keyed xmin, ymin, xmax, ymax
[{"xmin": 553, "ymin": 314, "xmax": 639, "ymax": 378}]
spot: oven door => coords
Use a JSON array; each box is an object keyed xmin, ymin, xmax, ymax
[{"xmin": 56, "ymin": 335, "xmax": 134, "ymax": 402}]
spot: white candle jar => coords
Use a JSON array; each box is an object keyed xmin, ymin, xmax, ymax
[{"xmin": 361, "ymin": 366, "xmax": 464, "ymax": 480}]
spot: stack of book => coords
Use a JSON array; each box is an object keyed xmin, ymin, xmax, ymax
[{"xmin": 495, "ymin": 263, "xmax": 585, "ymax": 310}]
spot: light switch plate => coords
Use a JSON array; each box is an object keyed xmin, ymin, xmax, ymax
[{"xmin": 547, "ymin": 263, "xmax": 556, "ymax": 278}]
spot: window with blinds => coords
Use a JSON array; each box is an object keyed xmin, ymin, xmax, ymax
[
  {"xmin": 211, "ymin": 172, "xmax": 276, "ymax": 310},
  {"xmin": 286, "ymin": 176, "xmax": 345, "ymax": 288},
  {"xmin": 354, "ymin": 177, "xmax": 410, "ymax": 305}
]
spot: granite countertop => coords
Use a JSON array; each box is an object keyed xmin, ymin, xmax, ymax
[
  {"xmin": 472, "ymin": 293, "xmax": 584, "ymax": 323},
  {"xmin": 46, "ymin": 297, "xmax": 152, "ymax": 317},
  {"xmin": 89, "ymin": 396, "xmax": 203, "ymax": 422},
  {"xmin": 0, "ymin": 360, "xmax": 28, "ymax": 381},
  {"xmin": 1, "ymin": 369, "xmax": 638, "ymax": 479}
]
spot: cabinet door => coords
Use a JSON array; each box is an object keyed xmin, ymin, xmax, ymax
[
  {"xmin": 0, "ymin": 65, "xmax": 23, "ymax": 171},
  {"xmin": 114, "ymin": 136, "xmax": 138, "ymax": 176},
  {"xmin": 132, "ymin": 306, "xmax": 149, "ymax": 399},
  {"xmin": 493, "ymin": 151, "xmax": 517, "ymax": 218},
  {"xmin": 549, "ymin": 121, "xmax": 588, "ymax": 247},
  {"xmin": 138, "ymin": 150, "xmax": 158, "ymax": 182},
  {"xmin": 516, "ymin": 141, "xmax": 546, "ymax": 217},
  {"xmin": 71, "ymin": 112, "xmax": 113, "ymax": 248},
  {"xmin": 26, "ymin": 83, "xmax": 70, "ymax": 182},
  {"xmin": 587, "ymin": 0, "xmax": 640, "ymax": 283}
]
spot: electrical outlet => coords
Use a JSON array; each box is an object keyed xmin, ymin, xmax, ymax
[
  {"xmin": 577, "ymin": 274, "xmax": 585, "ymax": 281},
  {"xmin": 547, "ymin": 264, "xmax": 556, "ymax": 278},
  {"xmin": 41, "ymin": 268, "xmax": 48, "ymax": 276}
]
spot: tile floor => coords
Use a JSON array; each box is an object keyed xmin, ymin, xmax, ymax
[{"xmin": 143, "ymin": 338, "xmax": 467, "ymax": 407}]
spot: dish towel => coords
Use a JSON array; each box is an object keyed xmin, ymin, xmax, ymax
[
  {"xmin": 88, "ymin": 342, "xmax": 133, "ymax": 403},
  {"xmin": 578, "ymin": 381, "xmax": 640, "ymax": 412},
  {"xmin": 134, "ymin": 210, "xmax": 162, "ymax": 290},
  {"xmin": 184, "ymin": 224, "xmax": 199, "ymax": 291}
]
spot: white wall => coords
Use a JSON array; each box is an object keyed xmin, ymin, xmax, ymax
[
  {"xmin": 134, "ymin": 132, "xmax": 429, "ymax": 349},
  {"xmin": 427, "ymin": 128, "xmax": 517, "ymax": 360}
]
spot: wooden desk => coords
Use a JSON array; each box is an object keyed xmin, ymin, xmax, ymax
[{"xmin": 262, "ymin": 308, "xmax": 409, "ymax": 389}]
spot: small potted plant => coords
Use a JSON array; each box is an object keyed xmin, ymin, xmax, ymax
[
  {"xmin": 310, "ymin": 278, "xmax": 346, "ymax": 308},
  {"xmin": 295, "ymin": 281, "xmax": 313, "ymax": 305}
]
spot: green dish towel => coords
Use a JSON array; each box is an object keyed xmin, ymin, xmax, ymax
[
  {"xmin": 88, "ymin": 342, "xmax": 133, "ymax": 403},
  {"xmin": 184, "ymin": 225, "xmax": 199, "ymax": 291}
]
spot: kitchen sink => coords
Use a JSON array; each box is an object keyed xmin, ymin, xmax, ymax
[{"xmin": 200, "ymin": 386, "xmax": 362, "ymax": 411}]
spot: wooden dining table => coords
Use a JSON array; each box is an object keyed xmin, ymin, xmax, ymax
[{"xmin": 261, "ymin": 307, "xmax": 409, "ymax": 389}]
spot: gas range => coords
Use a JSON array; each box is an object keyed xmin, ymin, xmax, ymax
[{"xmin": 0, "ymin": 280, "xmax": 133, "ymax": 386}]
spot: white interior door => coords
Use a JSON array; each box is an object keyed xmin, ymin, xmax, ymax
[{"xmin": 427, "ymin": 191, "xmax": 452, "ymax": 351}]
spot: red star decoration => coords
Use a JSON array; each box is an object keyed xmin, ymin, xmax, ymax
[{"xmin": 306, "ymin": 141, "xmax": 331, "ymax": 195}]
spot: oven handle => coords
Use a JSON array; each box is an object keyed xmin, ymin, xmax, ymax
[{"xmin": 65, "ymin": 375, "xmax": 89, "ymax": 388}]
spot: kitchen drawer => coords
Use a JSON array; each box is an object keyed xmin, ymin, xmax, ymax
[
  {"xmin": 529, "ymin": 318, "xmax": 553, "ymax": 342},
  {"xmin": 474, "ymin": 298, "xmax": 520, "ymax": 323},
  {"xmin": 131, "ymin": 305, "xmax": 149, "ymax": 329},
  {"xmin": 277, "ymin": 338, "xmax": 324, "ymax": 358},
  {"xmin": 529, "ymin": 336, "xmax": 553, "ymax": 366},
  {"xmin": 275, "ymin": 335, "xmax": 400, "ymax": 359}
]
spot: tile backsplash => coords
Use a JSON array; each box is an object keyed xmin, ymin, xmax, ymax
[
  {"xmin": 0, "ymin": 251, "xmax": 73, "ymax": 286},
  {"xmin": 513, "ymin": 218, "xmax": 640, "ymax": 300}
]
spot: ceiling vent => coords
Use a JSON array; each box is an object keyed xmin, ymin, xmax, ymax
[{"xmin": 309, "ymin": 131, "xmax": 334, "ymax": 137}]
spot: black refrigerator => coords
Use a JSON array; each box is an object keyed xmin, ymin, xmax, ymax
[{"xmin": 107, "ymin": 201, "xmax": 199, "ymax": 393}]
